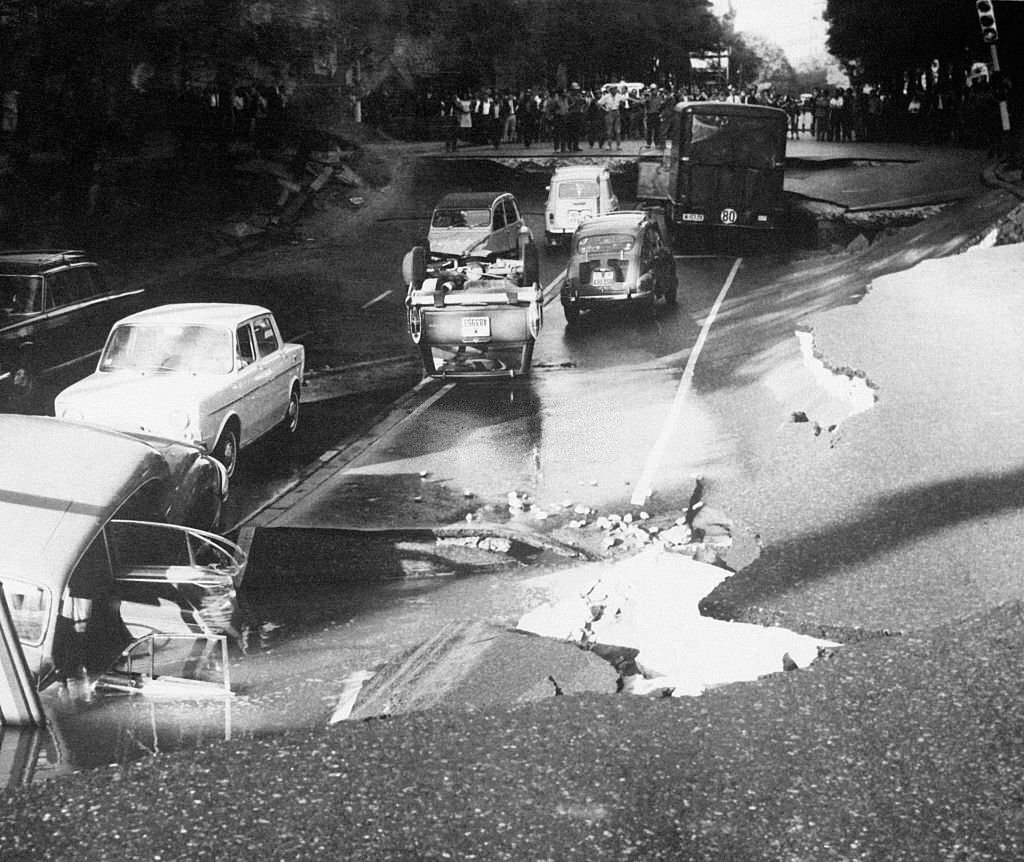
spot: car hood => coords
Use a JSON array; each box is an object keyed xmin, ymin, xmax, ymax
[
  {"xmin": 55, "ymin": 371, "xmax": 228, "ymax": 439},
  {"xmin": 428, "ymin": 228, "xmax": 489, "ymax": 257}
]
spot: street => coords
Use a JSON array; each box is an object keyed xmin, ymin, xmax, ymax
[{"xmin": 2, "ymin": 139, "xmax": 1005, "ymax": 785}]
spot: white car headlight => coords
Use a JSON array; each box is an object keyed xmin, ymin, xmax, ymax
[{"xmin": 167, "ymin": 409, "xmax": 191, "ymax": 432}]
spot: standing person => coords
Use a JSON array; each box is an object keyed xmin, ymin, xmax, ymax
[
  {"xmin": 644, "ymin": 86, "xmax": 664, "ymax": 148},
  {"xmin": 566, "ymin": 83, "xmax": 585, "ymax": 152},
  {"xmin": 598, "ymin": 85, "xmax": 623, "ymax": 149},
  {"xmin": 501, "ymin": 91, "xmax": 517, "ymax": 143},
  {"xmin": 519, "ymin": 90, "xmax": 539, "ymax": 148},
  {"xmin": 454, "ymin": 91, "xmax": 472, "ymax": 150},
  {"xmin": 828, "ymin": 88, "xmax": 844, "ymax": 141},
  {"xmin": 813, "ymin": 89, "xmax": 829, "ymax": 141},
  {"xmin": 586, "ymin": 89, "xmax": 605, "ymax": 148}
]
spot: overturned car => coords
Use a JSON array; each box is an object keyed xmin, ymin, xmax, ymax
[{"xmin": 402, "ymin": 242, "xmax": 544, "ymax": 380}]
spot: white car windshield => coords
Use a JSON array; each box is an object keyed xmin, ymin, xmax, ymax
[{"xmin": 100, "ymin": 323, "xmax": 233, "ymax": 374}]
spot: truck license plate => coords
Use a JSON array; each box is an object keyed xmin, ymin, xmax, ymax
[
  {"xmin": 681, "ymin": 212, "xmax": 705, "ymax": 222},
  {"xmin": 462, "ymin": 316, "xmax": 490, "ymax": 338}
]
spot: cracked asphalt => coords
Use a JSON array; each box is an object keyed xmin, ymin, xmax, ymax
[{"xmin": 6, "ymin": 142, "xmax": 1024, "ymax": 859}]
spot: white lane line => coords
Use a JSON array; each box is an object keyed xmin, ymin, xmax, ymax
[
  {"xmin": 406, "ymin": 381, "xmax": 456, "ymax": 422},
  {"xmin": 362, "ymin": 290, "xmax": 393, "ymax": 309},
  {"xmin": 630, "ymin": 257, "xmax": 743, "ymax": 506}
]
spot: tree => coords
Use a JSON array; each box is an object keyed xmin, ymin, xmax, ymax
[{"xmin": 824, "ymin": 0, "xmax": 986, "ymax": 88}]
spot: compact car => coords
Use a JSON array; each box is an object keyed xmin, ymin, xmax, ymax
[
  {"xmin": 0, "ymin": 250, "xmax": 145, "ymax": 411},
  {"xmin": 0, "ymin": 415, "xmax": 239, "ymax": 692},
  {"xmin": 544, "ymin": 165, "xmax": 619, "ymax": 247},
  {"xmin": 54, "ymin": 303, "xmax": 305, "ymax": 478},
  {"xmin": 402, "ymin": 241, "xmax": 543, "ymax": 379},
  {"xmin": 426, "ymin": 191, "xmax": 532, "ymax": 260},
  {"xmin": 560, "ymin": 211, "xmax": 677, "ymax": 325}
]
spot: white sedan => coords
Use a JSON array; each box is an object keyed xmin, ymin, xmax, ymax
[{"xmin": 55, "ymin": 303, "xmax": 305, "ymax": 478}]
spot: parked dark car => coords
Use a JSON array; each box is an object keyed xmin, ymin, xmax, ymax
[
  {"xmin": 560, "ymin": 211, "xmax": 677, "ymax": 324},
  {"xmin": 0, "ymin": 250, "xmax": 144, "ymax": 410}
]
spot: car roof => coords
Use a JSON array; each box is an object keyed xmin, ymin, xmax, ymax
[
  {"xmin": 551, "ymin": 165, "xmax": 609, "ymax": 182},
  {"xmin": 0, "ymin": 415, "xmax": 169, "ymax": 592},
  {"xmin": 574, "ymin": 211, "xmax": 649, "ymax": 236},
  {"xmin": 0, "ymin": 250, "xmax": 92, "ymax": 275},
  {"xmin": 114, "ymin": 302, "xmax": 272, "ymax": 328},
  {"xmin": 678, "ymin": 100, "xmax": 788, "ymax": 120},
  {"xmin": 433, "ymin": 192, "xmax": 510, "ymax": 210}
]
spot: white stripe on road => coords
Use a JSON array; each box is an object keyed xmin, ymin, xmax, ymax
[
  {"xmin": 362, "ymin": 290, "xmax": 393, "ymax": 309},
  {"xmin": 407, "ymin": 381, "xmax": 456, "ymax": 421},
  {"xmin": 630, "ymin": 257, "xmax": 743, "ymax": 506}
]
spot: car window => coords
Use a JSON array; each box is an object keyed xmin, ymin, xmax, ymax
[
  {"xmin": 492, "ymin": 202, "xmax": 506, "ymax": 230},
  {"xmin": 45, "ymin": 266, "xmax": 98, "ymax": 308},
  {"xmin": 252, "ymin": 316, "xmax": 279, "ymax": 357},
  {"xmin": 236, "ymin": 324, "xmax": 257, "ymax": 366},
  {"xmin": 2, "ymin": 578, "xmax": 50, "ymax": 645},
  {"xmin": 557, "ymin": 181, "xmax": 599, "ymax": 200},
  {"xmin": 504, "ymin": 198, "xmax": 520, "ymax": 224},
  {"xmin": 0, "ymin": 275, "xmax": 42, "ymax": 315},
  {"xmin": 113, "ymin": 478, "xmax": 168, "ymax": 522},
  {"xmin": 107, "ymin": 520, "xmax": 191, "ymax": 570}
]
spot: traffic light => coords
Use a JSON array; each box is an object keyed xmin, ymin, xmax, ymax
[{"xmin": 976, "ymin": 0, "xmax": 998, "ymax": 44}]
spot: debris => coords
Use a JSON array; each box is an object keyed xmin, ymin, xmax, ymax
[
  {"xmin": 845, "ymin": 232, "xmax": 870, "ymax": 254},
  {"xmin": 335, "ymin": 164, "xmax": 362, "ymax": 186}
]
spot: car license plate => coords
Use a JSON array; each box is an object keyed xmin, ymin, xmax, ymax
[
  {"xmin": 592, "ymin": 270, "xmax": 613, "ymax": 287},
  {"xmin": 462, "ymin": 316, "xmax": 490, "ymax": 338},
  {"xmin": 681, "ymin": 212, "xmax": 705, "ymax": 223}
]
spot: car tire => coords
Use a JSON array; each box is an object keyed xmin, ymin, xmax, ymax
[
  {"xmin": 521, "ymin": 240, "xmax": 540, "ymax": 287},
  {"xmin": 278, "ymin": 386, "xmax": 300, "ymax": 438},
  {"xmin": 563, "ymin": 301, "xmax": 580, "ymax": 326},
  {"xmin": 403, "ymin": 245, "xmax": 428, "ymax": 290},
  {"xmin": 213, "ymin": 425, "xmax": 240, "ymax": 479}
]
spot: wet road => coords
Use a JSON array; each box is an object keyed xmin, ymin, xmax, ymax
[{"xmin": 3, "ymin": 155, "xmax": 845, "ymax": 785}]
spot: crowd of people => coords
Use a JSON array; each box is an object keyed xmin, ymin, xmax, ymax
[
  {"xmin": 438, "ymin": 82, "xmax": 691, "ymax": 153},
  {"xmin": 412, "ymin": 78, "xmax": 1005, "ymax": 155}
]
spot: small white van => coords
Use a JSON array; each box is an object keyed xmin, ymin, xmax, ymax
[{"xmin": 544, "ymin": 165, "xmax": 619, "ymax": 247}]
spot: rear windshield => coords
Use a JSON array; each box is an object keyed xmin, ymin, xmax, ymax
[
  {"xmin": 432, "ymin": 208, "xmax": 490, "ymax": 229},
  {"xmin": 557, "ymin": 180, "xmax": 599, "ymax": 199},
  {"xmin": 685, "ymin": 112, "xmax": 786, "ymax": 169},
  {"xmin": 576, "ymin": 233, "xmax": 635, "ymax": 254}
]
